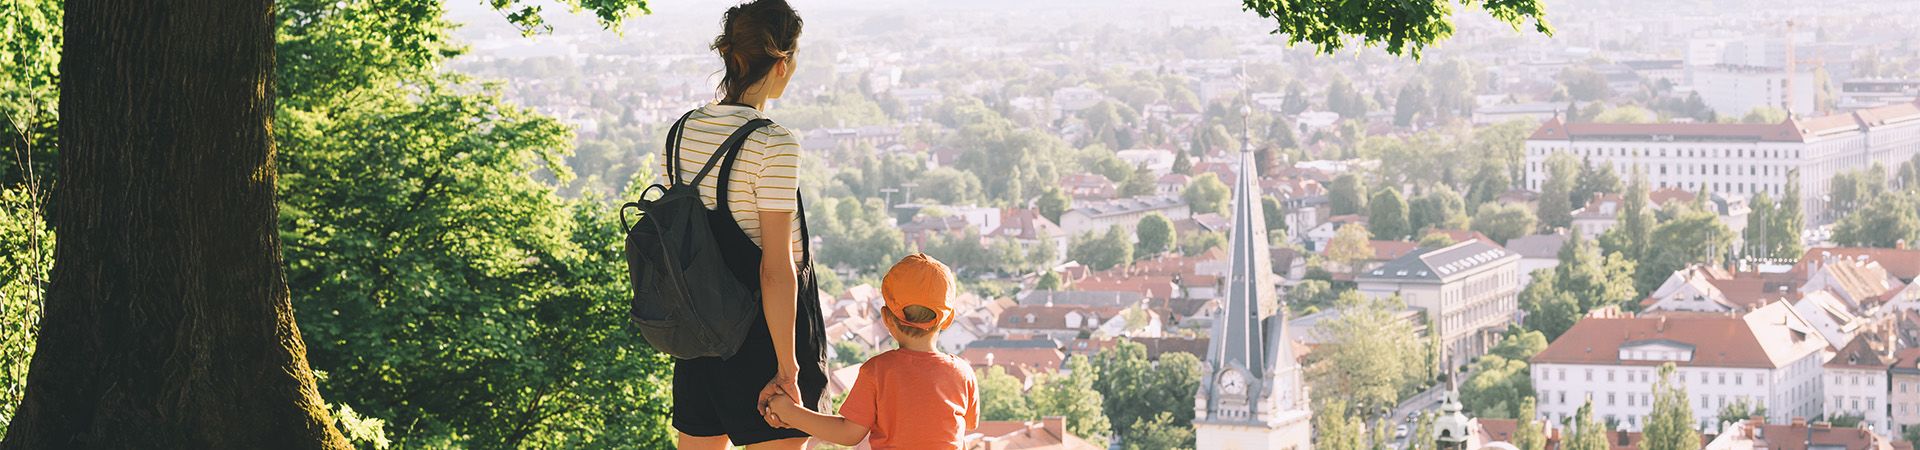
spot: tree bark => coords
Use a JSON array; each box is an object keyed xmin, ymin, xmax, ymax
[{"xmin": 1, "ymin": 0, "xmax": 348, "ymax": 447}]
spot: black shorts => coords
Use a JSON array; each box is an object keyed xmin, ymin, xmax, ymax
[{"xmin": 673, "ymin": 313, "xmax": 828, "ymax": 445}]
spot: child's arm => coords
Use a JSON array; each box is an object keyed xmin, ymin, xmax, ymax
[{"xmin": 766, "ymin": 393, "xmax": 870, "ymax": 446}]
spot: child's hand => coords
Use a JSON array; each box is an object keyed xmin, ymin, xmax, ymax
[{"xmin": 762, "ymin": 392, "xmax": 799, "ymax": 428}]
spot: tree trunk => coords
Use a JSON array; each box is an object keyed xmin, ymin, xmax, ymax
[{"xmin": 1, "ymin": 0, "xmax": 348, "ymax": 447}]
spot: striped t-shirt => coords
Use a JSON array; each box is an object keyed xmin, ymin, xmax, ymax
[{"xmin": 660, "ymin": 104, "xmax": 804, "ymax": 260}]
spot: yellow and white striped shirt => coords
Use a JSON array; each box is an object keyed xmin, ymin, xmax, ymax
[{"xmin": 660, "ymin": 104, "xmax": 805, "ymax": 260}]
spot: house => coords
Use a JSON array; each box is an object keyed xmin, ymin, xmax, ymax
[
  {"xmin": 1355, "ymin": 239, "xmax": 1520, "ymax": 362},
  {"xmin": 991, "ymin": 208, "xmax": 1069, "ymax": 266},
  {"xmin": 1506, "ymin": 233, "xmax": 1569, "ymax": 285},
  {"xmin": 1057, "ymin": 195, "xmax": 1190, "ymax": 238},
  {"xmin": 1059, "ymin": 173, "xmax": 1117, "ymax": 201},
  {"xmin": 1156, "ymin": 173, "xmax": 1190, "ymax": 196},
  {"xmin": 964, "ymin": 417, "xmax": 1103, "ymax": 450},
  {"xmin": 1305, "ymin": 214, "xmax": 1367, "ymax": 252},
  {"xmin": 1570, "ymin": 193, "xmax": 1625, "ymax": 240},
  {"xmin": 1792, "ymin": 247, "xmax": 1920, "ymax": 283},
  {"xmin": 1801, "ymin": 258, "xmax": 1908, "ymax": 312},
  {"xmin": 1530, "ymin": 302, "xmax": 1831, "ymax": 432},
  {"xmin": 1641, "ymin": 265, "xmax": 1795, "ymax": 313},
  {"xmin": 959, "ymin": 337, "xmax": 1066, "ymax": 386},
  {"xmin": 996, "ymin": 304, "xmax": 1128, "ymax": 341},
  {"xmin": 1823, "ymin": 331, "xmax": 1898, "ymax": 433},
  {"xmin": 1705, "ymin": 417, "xmax": 1907, "ymax": 450},
  {"xmin": 1794, "ymin": 290, "xmax": 1871, "ymax": 350}
]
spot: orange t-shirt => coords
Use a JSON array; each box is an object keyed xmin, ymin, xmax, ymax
[{"xmin": 838, "ymin": 349, "xmax": 979, "ymax": 449}]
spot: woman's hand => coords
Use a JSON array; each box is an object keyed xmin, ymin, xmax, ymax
[{"xmin": 756, "ymin": 365, "xmax": 802, "ymax": 426}]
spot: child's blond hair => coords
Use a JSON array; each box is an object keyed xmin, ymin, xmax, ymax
[{"xmin": 884, "ymin": 305, "xmax": 940, "ymax": 337}]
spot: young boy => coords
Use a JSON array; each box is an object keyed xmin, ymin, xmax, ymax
[{"xmin": 763, "ymin": 253, "xmax": 979, "ymax": 449}]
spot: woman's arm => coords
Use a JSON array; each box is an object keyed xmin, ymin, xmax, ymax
[
  {"xmin": 766, "ymin": 393, "xmax": 869, "ymax": 446},
  {"xmin": 756, "ymin": 210, "xmax": 801, "ymax": 404}
]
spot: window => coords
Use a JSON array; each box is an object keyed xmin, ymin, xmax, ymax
[{"xmin": 1609, "ymin": 393, "xmax": 1616, "ymax": 406}]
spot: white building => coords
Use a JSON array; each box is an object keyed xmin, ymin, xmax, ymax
[
  {"xmin": 1523, "ymin": 100, "xmax": 1920, "ymax": 225},
  {"xmin": 1504, "ymin": 233, "xmax": 1568, "ymax": 286},
  {"xmin": 1530, "ymin": 302, "xmax": 1831, "ymax": 433},
  {"xmin": 1823, "ymin": 332, "xmax": 1896, "ymax": 434},
  {"xmin": 1692, "ymin": 64, "xmax": 1818, "ymax": 117},
  {"xmin": 1057, "ymin": 195, "xmax": 1190, "ymax": 239},
  {"xmin": 1355, "ymin": 239, "xmax": 1521, "ymax": 362}
]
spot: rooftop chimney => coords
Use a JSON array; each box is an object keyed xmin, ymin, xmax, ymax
[
  {"xmin": 1042, "ymin": 416, "xmax": 1067, "ymax": 439},
  {"xmin": 1814, "ymin": 421, "xmax": 1832, "ymax": 430},
  {"xmin": 1793, "ymin": 417, "xmax": 1807, "ymax": 427}
]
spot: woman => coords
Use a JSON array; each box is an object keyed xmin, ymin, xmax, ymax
[{"xmin": 667, "ymin": 1, "xmax": 826, "ymax": 449}]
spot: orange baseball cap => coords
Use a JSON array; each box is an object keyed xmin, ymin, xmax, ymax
[{"xmin": 881, "ymin": 253, "xmax": 955, "ymax": 331}]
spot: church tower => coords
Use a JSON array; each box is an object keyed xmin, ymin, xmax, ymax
[{"xmin": 1193, "ymin": 146, "xmax": 1313, "ymax": 450}]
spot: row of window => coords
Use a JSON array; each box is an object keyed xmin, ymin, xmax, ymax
[
  {"xmin": 1531, "ymin": 146, "xmax": 1803, "ymax": 160},
  {"xmin": 1546, "ymin": 367, "xmax": 1767, "ymax": 386}
]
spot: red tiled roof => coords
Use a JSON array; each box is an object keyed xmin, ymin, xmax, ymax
[
  {"xmin": 998, "ymin": 304, "xmax": 1125, "ymax": 331},
  {"xmin": 966, "ymin": 418, "xmax": 1103, "ymax": 450},
  {"xmin": 1792, "ymin": 247, "xmax": 1920, "ymax": 282},
  {"xmin": 1756, "ymin": 422, "xmax": 1890, "ymax": 450},
  {"xmin": 1648, "ymin": 188, "xmax": 1696, "ymax": 207},
  {"xmin": 1534, "ymin": 303, "xmax": 1825, "ymax": 369},
  {"xmin": 1370, "ymin": 240, "xmax": 1419, "ymax": 261},
  {"xmin": 1072, "ymin": 275, "xmax": 1177, "ymax": 300},
  {"xmin": 959, "ymin": 346, "xmax": 1065, "ymax": 384}
]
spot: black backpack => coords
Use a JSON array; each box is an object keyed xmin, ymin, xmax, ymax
[{"xmin": 621, "ymin": 112, "xmax": 774, "ymax": 360}]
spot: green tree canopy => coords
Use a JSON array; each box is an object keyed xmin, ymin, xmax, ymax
[
  {"xmin": 1306, "ymin": 292, "xmax": 1426, "ymax": 413},
  {"xmin": 1409, "ymin": 186, "xmax": 1469, "ymax": 233},
  {"xmin": 1135, "ymin": 213, "xmax": 1176, "ymax": 259},
  {"xmin": 1640, "ymin": 363, "xmax": 1699, "ymax": 450},
  {"xmin": 1471, "ymin": 202, "xmax": 1537, "ymax": 245},
  {"xmin": 1183, "ymin": 172, "xmax": 1230, "ymax": 215},
  {"xmin": 1239, "ymin": 0, "xmax": 1551, "ymax": 58},
  {"xmin": 1330, "ymin": 172, "xmax": 1368, "ymax": 216},
  {"xmin": 1369, "ymin": 187, "xmax": 1411, "ymax": 240},
  {"xmin": 1072, "ymin": 225, "xmax": 1136, "ymax": 271}
]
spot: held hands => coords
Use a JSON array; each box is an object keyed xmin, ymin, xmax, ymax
[
  {"xmin": 762, "ymin": 391, "xmax": 802, "ymax": 429},
  {"xmin": 758, "ymin": 367, "xmax": 803, "ymax": 428}
]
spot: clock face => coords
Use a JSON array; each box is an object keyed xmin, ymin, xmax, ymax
[{"xmin": 1219, "ymin": 370, "xmax": 1246, "ymax": 395}]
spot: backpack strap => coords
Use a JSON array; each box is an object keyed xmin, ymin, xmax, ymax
[
  {"xmin": 702, "ymin": 118, "xmax": 774, "ymax": 207},
  {"xmin": 663, "ymin": 109, "xmax": 698, "ymax": 186},
  {"xmin": 796, "ymin": 193, "xmax": 814, "ymax": 263}
]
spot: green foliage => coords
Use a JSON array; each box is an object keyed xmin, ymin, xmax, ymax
[
  {"xmin": 1183, "ymin": 173, "xmax": 1230, "ymax": 216},
  {"xmin": 944, "ymin": 100, "xmax": 1071, "ymax": 205},
  {"xmin": 833, "ymin": 341, "xmax": 876, "ymax": 368},
  {"xmin": 1491, "ymin": 327, "xmax": 1549, "ymax": 362},
  {"xmin": 1572, "ymin": 158, "xmax": 1622, "ymax": 210},
  {"xmin": 1409, "ymin": 186, "xmax": 1468, "ymax": 234},
  {"xmin": 0, "ymin": 187, "xmax": 53, "ymax": 435},
  {"xmin": 1394, "ymin": 81, "xmax": 1431, "ymax": 126},
  {"xmin": 1827, "ymin": 413, "xmax": 1865, "ymax": 428},
  {"xmin": 1031, "ymin": 355, "xmax": 1112, "ymax": 447},
  {"xmin": 1119, "ymin": 164, "xmax": 1158, "ymax": 198},
  {"xmin": 1071, "ymin": 225, "xmax": 1135, "ymax": 271},
  {"xmin": 1832, "ymin": 191, "xmax": 1920, "ymax": 248},
  {"xmin": 1717, "ymin": 397, "xmax": 1766, "ymax": 430},
  {"xmin": 1179, "ymin": 230, "xmax": 1227, "ymax": 256},
  {"xmin": 1037, "ymin": 187, "xmax": 1072, "ymax": 224},
  {"xmin": 1307, "ymin": 292, "xmax": 1426, "ymax": 413},
  {"xmin": 1036, "ymin": 271, "xmax": 1064, "ymax": 291},
  {"xmin": 333, "ymin": 403, "xmax": 393, "ymax": 450},
  {"xmin": 817, "ymin": 196, "xmax": 908, "ymax": 271},
  {"xmin": 0, "ymin": 0, "xmax": 60, "ymax": 186},
  {"xmin": 1092, "ymin": 341, "xmax": 1201, "ymax": 443},
  {"xmin": 1330, "ymin": 173, "xmax": 1368, "ymax": 215},
  {"xmin": 1135, "ymin": 213, "xmax": 1175, "ymax": 258},
  {"xmin": 1263, "ymin": 195, "xmax": 1289, "ymax": 235},
  {"xmin": 1515, "ymin": 397, "xmax": 1545, "ymax": 450},
  {"xmin": 919, "ymin": 167, "xmax": 985, "ymax": 205},
  {"xmin": 1567, "ymin": 400, "xmax": 1608, "ymax": 450},
  {"xmin": 1598, "ymin": 168, "xmax": 1653, "ymax": 263},
  {"xmin": 1522, "ymin": 234, "xmax": 1636, "ymax": 338},
  {"xmin": 1635, "ymin": 204, "xmax": 1734, "ymax": 296},
  {"xmin": 1417, "ymin": 232, "xmax": 1457, "ymax": 249},
  {"xmin": 979, "ymin": 366, "xmax": 1035, "ymax": 421},
  {"xmin": 1640, "ymin": 364, "xmax": 1699, "ymax": 450},
  {"xmin": 1315, "ymin": 399, "xmax": 1365, "ymax": 450},
  {"xmin": 1471, "ymin": 202, "xmax": 1536, "ymax": 245},
  {"xmin": 1558, "ymin": 68, "xmax": 1611, "ymax": 102},
  {"xmin": 1537, "ymin": 152, "xmax": 1578, "ymax": 231},
  {"xmin": 776, "ymin": 89, "xmax": 892, "ymax": 130},
  {"xmin": 1736, "ymin": 107, "xmax": 1787, "ymax": 124},
  {"xmin": 1369, "ymin": 188, "xmax": 1410, "ymax": 240},
  {"xmin": 273, "ymin": 0, "xmax": 676, "ymax": 445},
  {"xmin": 1283, "ymin": 80, "xmax": 1311, "ymax": 115},
  {"xmin": 1326, "ymin": 77, "xmax": 1370, "ymax": 120},
  {"xmin": 1407, "ymin": 411, "xmax": 1437, "ymax": 450},
  {"xmin": 1460, "ymin": 354, "xmax": 1530, "ymax": 419},
  {"xmin": 1593, "ymin": 105, "xmax": 1655, "ymax": 124},
  {"xmin": 1238, "ymin": 0, "xmax": 1552, "ymax": 58},
  {"xmin": 1123, "ymin": 412, "xmax": 1194, "ymax": 450},
  {"xmin": 1327, "ymin": 223, "xmax": 1375, "ymax": 269},
  {"xmin": 1286, "ymin": 279, "xmax": 1342, "ymax": 316}
]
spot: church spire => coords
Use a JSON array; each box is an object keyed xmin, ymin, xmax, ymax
[{"xmin": 1207, "ymin": 146, "xmax": 1278, "ymax": 380}]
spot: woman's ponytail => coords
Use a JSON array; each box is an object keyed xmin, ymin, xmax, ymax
[{"xmin": 712, "ymin": 0, "xmax": 803, "ymax": 103}]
